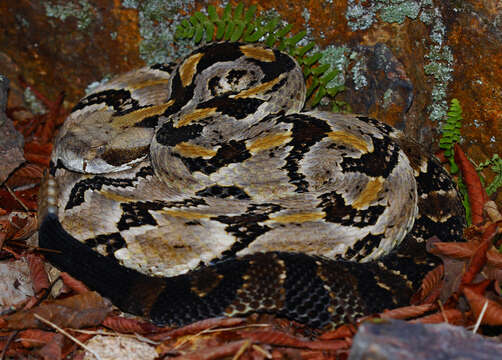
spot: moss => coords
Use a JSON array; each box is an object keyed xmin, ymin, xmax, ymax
[{"xmin": 44, "ymin": 0, "xmax": 96, "ymax": 31}]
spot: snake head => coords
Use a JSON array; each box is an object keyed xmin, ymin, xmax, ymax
[{"xmin": 52, "ymin": 106, "xmax": 154, "ymax": 174}]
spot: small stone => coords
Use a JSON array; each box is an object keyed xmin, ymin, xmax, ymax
[{"xmin": 349, "ymin": 319, "xmax": 502, "ymax": 360}]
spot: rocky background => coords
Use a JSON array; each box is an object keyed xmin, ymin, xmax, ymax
[{"xmin": 0, "ymin": 0, "xmax": 500, "ymax": 202}]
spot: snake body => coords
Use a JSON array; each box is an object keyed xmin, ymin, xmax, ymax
[{"xmin": 38, "ymin": 42, "xmax": 465, "ymax": 328}]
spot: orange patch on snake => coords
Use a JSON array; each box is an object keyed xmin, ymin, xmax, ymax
[
  {"xmin": 247, "ymin": 131, "xmax": 292, "ymax": 153},
  {"xmin": 127, "ymin": 78, "xmax": 172, "ymax": 90},
  {"xmin": 240, "ymin": 44, "xmax": 275, "ymax": 62},
  {"xmin": 351, "ymin": 177, "xmax": 385, "ymax": 210},
  {"xmin": 327, "ymin": 131, "xmax": 369, "ymax": 153},
  {"xmin": 179, "ymin": 52, "xmax": 204, "ymax": 87},
  {"xmin": 160, "ymin": 209, "xmax": 211, "ymax": 220},
  {"xmin": 112, "ymin": 101, "xmax": 173, "ymax": 129},
  {"xmin": 268, "ymin": 212, "xmax": 324, "ymax": 223},
  {"xmin": 177, "ymin": 108, "xmax": 217, "ymax": 127},
  {"xmin": 174, "ymin": 142, "xmax": 217, "ymax": 158}
]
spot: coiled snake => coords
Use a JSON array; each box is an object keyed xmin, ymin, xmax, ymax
[{"xmin": 38, "ymin": 42, "xmax": 465, "ymax": 328}]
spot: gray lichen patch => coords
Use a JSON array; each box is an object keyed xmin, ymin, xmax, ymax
[
  {"xmin": 346, "ymin": 0, "xmax": 423, "ymax": 31},
  {"xmin": 379, "ymin": 2, "xmax": 421, "ymax": 24},
  {"xmin": 44, "ymin": 0, "xmax": 97, "ymax": 31},
  {"xmin": 349, "ymin": 51, "xmax": 368, "ymax": 91},
  {"xmin": 23, "ymin": 87, "xmax": 46, "ymax": 115},
  {"xmin": 319, "ymin": 45, "xmax": 350, "ymax": 89},
  {"xmin": 123, "ymin": 0, "xmax": 197, "ymax": 65}
]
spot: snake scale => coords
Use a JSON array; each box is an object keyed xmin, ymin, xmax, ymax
[{"xmin": 38, "ymin": 42, "xmax": 465, "ymax": 328}]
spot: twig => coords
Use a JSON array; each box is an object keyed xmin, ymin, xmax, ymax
[
  {"xmin": 5, "ymin": 240, "xmax": 63, "ymax": 253},
  {"xmin": 203, "ymin": 323, "xmax": 271, "ymax": 333},
  {"xmin": 472, "ymin": 300, "xmax": 489, "ymax": 334},
  {"xmin": 33, "ymin": 313, "xmax": 102, "ymax": 360},
  {"xmin": 232, "ymin": 340, "xmax": 250, "ymax": 360},
  {"xmin": 4, "ymin": 184, "xmax": 29, "ymax": 212},
  {"xmin": 173, "ymin": 323, "xmax": 270, "ymax": 350},
  {"xmin": 437, "ymin": 300, "xmax": 448, "ymax": 324},
  {"xmin": 0, "ymin": 331, "xmax": 19, "ymax": 360},
  {"xmin": 252, "ymin": 344, "xmax": 272, "ymax": 359}
]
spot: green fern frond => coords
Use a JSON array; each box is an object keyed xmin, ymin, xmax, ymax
[
  {"xmin": 456, "ymin": 177, "xmax": 472, "ymax": 226},
  {"xmin": 477, "ymin": 154, "xmax": 502, "ymax": 196},
  {"xmin": 175, "ymin": 2, "xmax": 347, "ymax": 111},
  {"xmin": 439, "ymin": 98, "xmax": 463, "ymax": 174}
]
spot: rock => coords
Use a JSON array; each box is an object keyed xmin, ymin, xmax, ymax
[
  {"xmin": 349, "ymin": 319, "xmax": 502, "ymax": 360},
  {"xmin": 0, "ymin": 75, "xmax": 8, "ymax": 126},
  {"xmin": 0, "ymin": 76, "xmax": 24, "ymax": 183},
  {"xmin": 342, "ymin": 43, "xmax": 414, "ymax": 131}
]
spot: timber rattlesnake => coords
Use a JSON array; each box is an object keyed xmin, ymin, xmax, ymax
[{"xmin": 38, "ymin": 42, "xmax": 465, "ymax": 328}]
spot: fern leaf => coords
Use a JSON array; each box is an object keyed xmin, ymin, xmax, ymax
[
  {"xmin": 244, "ymin": 5, "xmax": 257, "ymax": 22},
  {"xmin": 223, "ymin": 3, "xmax": 232, "ymax": 21},
  {"xmin": 231, "ymin": 22, "xmax": 246, "ymax": 42},
  {"xmin": 207, "ymin": 5, "xmax": 219, "ymax": 22}
]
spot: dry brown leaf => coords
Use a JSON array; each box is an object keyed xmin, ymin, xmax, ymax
[
  {"xmin": 37, "ymin": 332, "xmax": 64, "ymax": 360},
  {"xmin": 300, "ymin": 348, "xmax": 347, "ymax": 360},
  {"xmin": 318, "ymin": 323, "xmax": 356, "ymax": 340},
  {"xmin": 102, "ymin": 316, "xmax": 163, "ymax": 334},
  {"xmin": 240, "ymin": 329, "xmax": 306, "ymax": 348},
  {"xmin": 27, "ymin": 253, "xmax": 50, "ymax": 294},
  {"xmin": 412, "ymin": 265, "xmax": 444, "ymax": 304},
  {"xmin": 430, "ymin": 242, "xmax": 477, "ymax": 259},
  {"xmin": 461, "ymin": 223, "xmax": 498, "ymax": 287},
  {"xmin": 410, "ymin": 309, "xmax": 464, "ymax": 324},
  {"xmin": 10, "ymin": 213, "xmax": 38, "ymax": 240},
  {"xmin": 239, "ymin": 329, "xmax": 349, "ymax": 351},
  {"xmin": 454, "ymin": 144, "xmax": 487, "ymax": 225},
  {"xmin": 59, "ymin": 272, "xmax": 90, "ymax": 294},
  {"xmin": 61, "ymin": 332, "xmax": 94, "ymax": 359},
  {"xmin": 159, "ymin": 339, "xmax": 248, "ymax": 360},
  {"xmin": 380, "ymin": 303, "xmax": 437, "ymax": 320},
  {"xmin": 484, "ymin": 268, "xmax": 502, "ymax": 287},
  {"xmin": 150, "ymin": 317, "xmax": 243, "ymax": 341},
  {"xmin": 5, "ymin": 163, "xmax": 44, "ymax": 189},
  {"xmin": 1, "ymin": 291, "xmax": 112, "ymax": 330},
  {"xmin": 17, "ymin": 329, "xmax": 56, "ymax": 348},
  {"xmin": 463, "ymin": 287, "xmax": 502, "ymax": 326},
  {"xmin": 302, "ymin": 339, "xmax": 350, "ymax": 351},
  {"xmin": 487, "ymin": 249, "xmax": 502, "ymax": 268}
]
